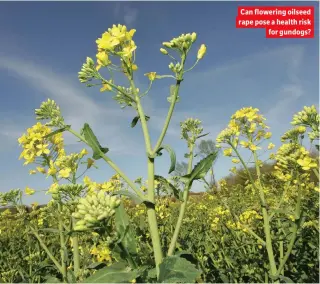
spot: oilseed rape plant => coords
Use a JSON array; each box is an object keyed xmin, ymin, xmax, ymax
[{"xmin": 0, "ymin": 23, "xmax": 319, "ymax": 283}]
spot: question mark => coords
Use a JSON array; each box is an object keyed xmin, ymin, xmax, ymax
[{"xmin": 307, "ymin": 29, "xmax": 311, "ymax": 36}]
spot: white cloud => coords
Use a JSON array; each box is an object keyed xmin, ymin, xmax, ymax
[
  {"xmin": 113, "ymin": 3, "xmax": 138, "ymax": 26},
  {"xmin": 0, "ymin": 56, "xmax": 141, "ymax": 155}
]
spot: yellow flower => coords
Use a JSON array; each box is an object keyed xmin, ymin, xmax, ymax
[
  {"xmin": 97, "ymin": 247, "xmax": 112, "ymax": 262},
  {"xmin": 264, "ymin": 132, "xmax": 272, "ymax": 139},
  {"xmin": 197, "ymin": 44, "xmax": 207, "ymax": 59},
  {"xmin": 144, "ymin": 72, "xmax": 157, "ymax": 81},
  {"xmin": 249, "ymin": 144, "xmax": 260, "ymax": 151},
  {"xmin": 83, "ymin": 176, "xmax": 92, "ymax": 185},
  {"xmin": 268, "ymin": 143, "xmax": 275, "ymax": 150},
  {"xmin": 96, "ymin": 51, "xmax": 111, "ymax": 70},
  {"xmin": 79, "ymin": 148, "xmax": 88, "ymax": 158},
  {"xmin": 297, "ymin": 156, "xmax": 318, "ymax": 171},
  {"xmin": 240, "ymin": 141, "xmax": 249, "ymax": 148},
  {"xmin": 36, "ymin": 167, "xmax": 46, "ymax": 174},
  {"xmin": 25, "ymin": 187, "xmax": 35, "ymax": 196},
  {"xmin": 100, "ymin": 81, "xmax": 113, "ymax": 92},
  {"xmin": 29, "ymin": 170, "xmax": 37, "ymax": 175},
  {"xmin": 232, "ymin": 158, "xmax": 240, "ymax": 164},
  {"xmin": 36, "ymin": 144, "xmax": 50, "ymax": 156},
  {"xmin": 223, "ymin": 148, "xmax": 232, "ymax": 157},
  {"xmin": 59, "ymin": 168, "xmax": 72, "ymax": 178}
]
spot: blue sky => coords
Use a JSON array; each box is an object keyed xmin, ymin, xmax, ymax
[{"xmin": 0, "ymin": 1, "xmax": 319, "ymax": 204}]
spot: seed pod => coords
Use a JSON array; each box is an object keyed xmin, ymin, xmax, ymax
[
  {"xmin": 97, "ymin": 212, "xmax": 109, "ymax": 221},
  {"xmin": 74, "ymin": 224, "xmax": 88, "ymax": 231}
]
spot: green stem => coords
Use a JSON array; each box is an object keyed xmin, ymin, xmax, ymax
[
  {"xmin": 57, "ymin": 202, "xmax": 68, "ymax": 283},
  {"xmin": 68, "ymin": 128, "xmax": 144, "ymax": 200},
  {"xmin": 131, "ymin": 78, "xmax": 163, "ymax": 278},
  {"xmin": 71, "ymin": 217, "xmax": 80, "ymax": 277},
  {"xmin": 152, "ymin": 54, "xmax": 186, "ymax": 156},
  {"xmin": 253, "ymin": 150, "xmax": 278, "ymax": 277},
  {"xmin": 276, "ymin": 183, "xmax": 302, "ymax": 276},
  {"xmin": 167, "ymin": 143, "xmax": 195, "ymax": 256},
  {"xmin": 313, "ymin": 168, "xmax": 319, "ymax": 179},
  {"xmin": 30, "ymin": 228, "xmax": 63, "ymax": 274},
  {"xmin": 231, "ymin": 144, "xmax": 277, "ymax": 277}
]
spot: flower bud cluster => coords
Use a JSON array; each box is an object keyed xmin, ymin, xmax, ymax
[
  {"xmin": 78, "ymin": 57, "xmax": 97, "ymax": 83},
  {"xmin": 168, "ymin": 62, "xmax": 183, "ymax": 73},
  {"xmin": 162, "ymin": 32, "xmax": 197, "ymax": 53},
  {"xmin": 35, "ymin": 99, "xmax": 65, "ymax": 127},
  {"xmin": 72, "ymin": 191, "xmax": 121, "ymax": 231},
  {"xmin": 180, "ymin": 118, "xmax": 203, "ymax": 147},
  {"xmin": 291, "ymin": 105, "xmax": 319, "ymax": 143}
]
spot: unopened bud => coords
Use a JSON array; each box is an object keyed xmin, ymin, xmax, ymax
[
  {"xmin": 197, "ymin": 44, "xmax": 207, "ymax": 60},
  {"xmin": 160, "ymin": 48, "xmax": 168, "ymax": 55},
  {"xmin": 163, "ymin": 42, "xmax": 173, "ymax": 48},
  {"xmin": 191, "ymin": 32, "xmax": 197, "ymax": 43}
]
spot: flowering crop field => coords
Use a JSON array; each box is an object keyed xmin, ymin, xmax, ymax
[{"xmin": 0, "ymin": 22, "xmax": 319, "ymax": 284}]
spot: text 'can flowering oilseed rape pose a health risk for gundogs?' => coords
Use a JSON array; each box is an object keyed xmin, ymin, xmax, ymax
[{"xmin": 236, "ymin": 6, "xmax": 315, "ymax": 38}]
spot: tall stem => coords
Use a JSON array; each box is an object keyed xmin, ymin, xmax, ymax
[
  {"xmin": 276, "ymin": 182, "xmax": 302, "ymax": 276},
  {"xmin": 152, "ymin": 80, "xmax": 182, "ymax": 155},
  {"xmin": 71, "ymin": 217, "xmax": 80, "ymax": 277},
  {"xmin": 168, "ymin": 144, "xmax": 194, "ymax": 256},
  {"xmin": 131, "ymin": 79, "xmax": 163, "ymax": 278},
  {"xmin": 57, "ymin": 202, "xmax": 68, "ymax": 282},
  {"xmin": 31, "ymin": 228, "xmax": 63, "ymax": 274},
  {"xmin": 231, "ymin": 143, "xmax": 277, "ymax": 277},
  {"xmin": 253, "ymin": 150, "xmax": 277, "ymax": 277}
]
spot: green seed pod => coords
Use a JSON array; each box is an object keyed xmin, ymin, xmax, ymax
[
  {"xmin": 97, "ymin": 212, "xmax": 109, "ymax": 221},
  {"xmin": 84, "ymin": 215, "xmax": 97, "ymax": 223},
  {"xmin": 79, "ymin": 199, "xmax": 91, "ymax": 208},
  {"xmin": 77, "ymin": 204, "xmax": 87, "ymax": 211},
  {"xmin": 72, "ymin": 212, "xmax": 82, "ymax": 219},
  {"xmin": 76, "ymin": 219, "xmax": 86, "ymax": 226},
  {"xmin": 74, "ymin": 224, "xmax": 88, "ymax": 231}
]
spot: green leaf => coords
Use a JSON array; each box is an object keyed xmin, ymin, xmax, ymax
[
  {"xmin": 131, "ymin": 116, "xmax": 140, "ymax": 128},
  {"xmin": 154, "ymin": 175, "xmax": 181, "ymax": 200},
  {"xmin": 81, "ymin": 123, "xmax": 109, "ymax": 160},
  {"xmin": 156, "ymin": 145, "xmax": 176, "ymax": 174},
  {"xmin": 112, "ymin": 190, "xmax": 144, "ymax": 205},
  {"xmin": 82, "ymin": 262, "xmax": 137, "ymax": 283},
  {"xmin": 196, "ymin": 132, "xmax": 210, "ymax": 139},
  {"xmin": 43, "ymin": 125, "xmax": 71, "ymax": 139},
  {"xmin": 159, "ymin": 256, "xmax": 201, "ymax": 283},
  {"xmin": 45, "ymin": 276, "xmax": 61, "ymax": 283},
  {"xmin": 114, "ymin": 203, "xmax": 137, "ymax": 256},
  {"xmin": 174, "ymin": 251, "xmax": 198, "ymax": 266},
  {"xmin": 181, "ymin": 152, "xmax": 217, "ymax": 184},
  {"xmin": 131, "ymin": 115, "xmax": 150, "ymax": 128},
  {"xmin": 86, "ymin": 262, "xmax": 107, "ymax": 270}
]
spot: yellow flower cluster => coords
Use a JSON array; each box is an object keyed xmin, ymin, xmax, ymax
[
  {"xmin": 155, "ymin": 199, "xmax": 170, "ymax": 220},
  {"xmin": 90, "ymin": 244, "xmax": 112, "ymax": 263},
  {"xmin": 95, "ymin": 24, "xmax": 137, "ymax": 72},
  {"xmin": 18, "ymin": 122, "xmax": 64, "ymax": 165},
  {"xmin": 83, "ymin": 174, "xmax": 121, "ymax": 194},
  {"xmin": 217, "ymin": 107, "xmax": 272, "ymax": 154},
  {"xmin": 239, "ymin": 210, "xmax": 263, "ymax": 224},
  {"xmin": 274, "ymin": 143, "xmax": 317, "ymax": 178},
  {"xmin": 291, "ymin": 105, "xmax": 319, "ymax": 142}
]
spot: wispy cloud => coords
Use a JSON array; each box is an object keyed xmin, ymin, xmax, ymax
[
  {"xmin": 0, "ymin": 56, "xmax": 142, "ymax": 155},
  {"xmin": 113, "ymin": 2, "xmax": 139, "ymax": 26}
]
